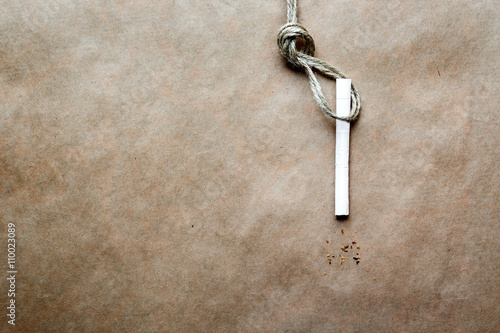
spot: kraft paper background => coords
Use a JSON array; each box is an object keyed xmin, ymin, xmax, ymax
[{"xmin": 0, "ymin": 0, "xmax": 499, "ymax": 332}]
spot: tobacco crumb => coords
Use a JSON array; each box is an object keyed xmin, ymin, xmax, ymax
[
  {"xmin": 324, "ymin": 272, "xmax": 327, "ymax": 275},
  {"xmin": 341, "ymin": 229, "xmax": 344, "ymax": 234},
  {"xmin": 356, "ymin": 252, "xmax": 359, "ymax": 255},
  {"xmin": 356, "ymin": 261, "xmax": 360, "ymax": 265},
  {"xmin": 357, "ymin": 245, "xmax": 360, "ymax": 249},
  {"xmin": 326, "ymin": 240, "xmax": 329, "ymax": 243},
  {"xmin": 374, "ymin": 277, "xmax": 376, "ymax": 280},
  {"xmin": 352, "ymin": 241, "xmax": 356, "ymax": 244},
  {"xmin": 327, "ymin": 254, "xmax": 330, "ymax": 257}
]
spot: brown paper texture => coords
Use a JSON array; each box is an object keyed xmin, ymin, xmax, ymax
[{"xmin": 0, "ymin": 0, "xmax": 499, "ymax": 331}]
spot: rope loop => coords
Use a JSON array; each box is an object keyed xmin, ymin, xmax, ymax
[{"xmin": 277, "ymin": 0, "xmax": 361, "ymax": 122}]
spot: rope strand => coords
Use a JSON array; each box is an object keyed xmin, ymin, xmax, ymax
[{"xmin": 277, "ymin": 0, "xmax": 361, "ymax": 121}]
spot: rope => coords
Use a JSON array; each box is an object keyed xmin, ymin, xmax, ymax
[{"xmin": 277, "ymin": 0, "xmax": 361, "ymax": 121}]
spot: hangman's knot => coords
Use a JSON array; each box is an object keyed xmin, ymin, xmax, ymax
[{"xmin": 277, "ymin": 22, "xmax": 315, "ymax": 69}]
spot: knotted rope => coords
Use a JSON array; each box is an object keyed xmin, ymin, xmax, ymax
[{"xmin": 277, "ymin": 0, "xmax": 361, "ymax": 121}]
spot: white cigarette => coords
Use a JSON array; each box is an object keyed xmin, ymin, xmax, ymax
[{"xmin": 335, "ymin": 79, "xmax": 351, "ymax": 218}]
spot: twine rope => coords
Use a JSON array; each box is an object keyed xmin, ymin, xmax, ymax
[{"xmin": 277, "ymin": 0, "xmax": 361, "ymax": 121}]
